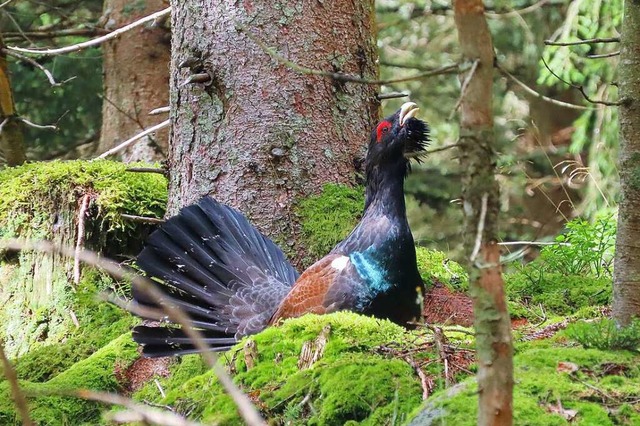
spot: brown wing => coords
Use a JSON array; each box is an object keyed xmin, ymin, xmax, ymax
[{"xmin": 269, "ymin": 254, "xmax": 345, "ymax": 323}]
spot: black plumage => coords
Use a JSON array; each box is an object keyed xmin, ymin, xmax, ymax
[{"xmin": 131, "ymin": 102, "xmax": 429, "ymax": 357}]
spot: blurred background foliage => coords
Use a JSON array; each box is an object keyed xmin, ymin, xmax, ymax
[{"xmin": 2, "ymin": 0, "xmax": 622, "ymax": 260}]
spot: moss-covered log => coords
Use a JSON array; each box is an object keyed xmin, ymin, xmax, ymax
[{"xmin": 0, "ymin": 160, "xmax": 166, "ymax": 357}]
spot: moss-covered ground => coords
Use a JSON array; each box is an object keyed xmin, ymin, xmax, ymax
[{"xmin": 1, "ymin": 163, "xmax": 636, "ymax": 425}]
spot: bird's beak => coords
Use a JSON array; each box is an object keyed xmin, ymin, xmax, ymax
[{"xmin": 399, "ymin": 102, "xmax": 419, "ymax": 126}]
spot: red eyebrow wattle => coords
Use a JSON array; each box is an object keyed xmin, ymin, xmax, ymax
[{"xmin": 376, "ymin": 121, "xmax": 391, "ymax": 142}]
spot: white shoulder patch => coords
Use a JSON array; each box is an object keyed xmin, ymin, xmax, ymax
[{"xmin": 330, "ymin": 255, "xmax": 349, "ymax": 271}]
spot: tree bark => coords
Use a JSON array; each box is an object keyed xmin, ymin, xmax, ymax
[
  {"xmin": 168, "ymin": 0, "xmax": 378, "ymax": 265},
  {"xmin": 98, "ymin": 0, "xmax": 170, "ymax": 162},
  {"xmin": 613, "ymin": 0, "xmax": 640, "ymax": 326},
  {"xmin": 0, "ymin": 35, "xmax": 26, "ymax": 166},
  {"xmin": 453, "ymin": 1, "xmax": 513, "ymax": 425}
]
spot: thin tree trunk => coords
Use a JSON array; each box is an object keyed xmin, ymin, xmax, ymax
[
  {"xmin": 0, "ymin": 35, "xmax": 26, "ymax": 166},
  {"xmin": 613, "ymin": 0, "xmax": 640, "ymax": 326},
  {"xmin": 168, "ymin": 1, "xmax": 378, "ymax": 265},
  {"xmin": 453, "ymin": 1, "xmax": 513, "ymax": 425},
  {"xmin": 98, "ymin": 0, "xmax": 170, "ymax": 162}
]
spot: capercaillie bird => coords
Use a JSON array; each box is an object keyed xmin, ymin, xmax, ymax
[{"xmin": 131, "ymin": 102, "xmax": 429, "ymax": 357}]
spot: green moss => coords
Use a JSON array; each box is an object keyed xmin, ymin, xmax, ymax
[
  {"xmin": 415, "ymin": 247, "xmax": 468, "ymax": 291},
  {"xmin": 408, "ymin": 347, "xmax": 640, "ymax": 425},
  {"xmin": 297, "ymin": 184, "xmax": 364, "ymax": 260},
  {"xmin": 0, "ymin": 159, "xmax": 167, "ymax": 239},
  {"xmin": 134, "ymin": 312, "xmax": 425, "ymax": 425},
  {"xmin": 0, "ymin": 333, "xmax": 139, "ymax": 425},
  {"xmin": 505, "ymin": 271, "xmax": 611, "ymax": 317}
]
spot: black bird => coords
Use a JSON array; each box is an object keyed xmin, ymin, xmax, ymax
[{"xmin": 131, "ymin": 102, "xmax": 429, "ymax": 357}]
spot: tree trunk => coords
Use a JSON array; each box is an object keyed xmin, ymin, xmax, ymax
[
  {"xmin": 98, "ymin": 0, "xmax": 170, "ymax": 162},
  {"xmin": 613, "ymin": 0, "xmax": 640, "ymax": 326},
  {"xmin": 168, "ymin": 0, "xmax": 378, "ymax": 265},
  {"xmin": 453, "ymin": 1, "xmax": 513, "ymax": 425},
  {"xmin": 0, "ymin": 35, "xmax": 26, "ymax": 166}
]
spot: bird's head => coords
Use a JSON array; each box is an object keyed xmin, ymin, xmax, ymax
[{"xmin": 366, "ymin": 102, "xmax": 430, "ymax": 175}]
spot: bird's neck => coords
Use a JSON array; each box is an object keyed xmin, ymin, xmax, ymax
[{"xmin": 364, "ymin": 160, "xmax": 407, "ymax": 218}]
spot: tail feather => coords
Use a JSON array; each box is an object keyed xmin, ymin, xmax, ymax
[
  {"xmin": 131, "ymin": 197, "xmax": 298, "ymax": 357},
  {"xmin": 133, "ymin": 326, "xmax": 235, "ymax": 357}
]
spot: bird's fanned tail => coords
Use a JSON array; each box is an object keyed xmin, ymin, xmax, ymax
[{"xmin": 131, "ymin": 197, "xmax": 299, "ymax": 357}]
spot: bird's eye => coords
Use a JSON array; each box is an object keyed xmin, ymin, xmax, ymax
[{"xmin": 376, "ymin": 121, "xmax": 392, "ymax": 143}]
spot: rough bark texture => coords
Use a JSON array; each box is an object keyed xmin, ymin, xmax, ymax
[
  {"xmin": 453, "ymin": 1, "xmax": 514, "ymax": 425},
  {"xmin": 168, "ymin": 0, "xmax": 378, "ymax": 265},
  {"xmin": 98, "ymin": 0, "xmax": 170, "ymax": 162},
  {"xmin": 613, "ymin": 0, "xmax": 640, "ymax": 326},
  {"xmin": 0, "ymin": 35, "xmax": 26, "ymax": 166}
]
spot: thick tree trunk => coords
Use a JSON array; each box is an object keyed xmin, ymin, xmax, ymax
[
  {"xmin": 0, "ymin": 35, "xmax": 26, "ymax": 166},
  {"xmin": 453, "ymin": 1, "xmax": 513, "ymax": 425},
  {"xmin": 98, "ymin": 0, "xmax": 170, "ymax": 162},
  {"xmin": 168, "ymin": 1, "xmax": 378, "ymax": 264},
  {"xmin": 613, "ymin": 0, "xmax": 640, "ymax": 326}
]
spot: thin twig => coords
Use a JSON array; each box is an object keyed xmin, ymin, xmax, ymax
[
  {"xmin": 0, "ymin": 239, "xmax": 266, "ymax": 426},
  {"xmin": 495, "ymin": 61, "xmax": 592, "ymax": 110},
  {"xmin": 497, "ymin": 241, "xmax": 568, "ymax": 246},
  {"xmin": 424, "ymin": 143, "xmax": 462, "ymax": 155},
  {"xmin": 2, "ymin": 28, "xmax": 110, "ymax": 41},
  {"xmin": 71, "ymin": 389, "xmax": 204, "ymax": 426},
  {"xmin": 376, "ymin": 92, "xmax": 409, "ymax": 100},
  {"xmin": 6, "ymin": 7, "xmax": 171, "ymax": 56},
  {"xmin": 0, "ymin": 341, "xmax": 35, "ymax": 426},
  {"xmin": 19, "ymin": 117, "xmax": 58, "ymax": 130},
  {"xmin": 120, "ymin": 214, "xmax": 165, "ymax": 225},
  {"xmin": 485, "ymin": 0, "xmax": 550, "ymax": 18},
  {"xmin": 470, "ymin": 193, "xmax": 489, "ymax": 262},
  {"xmin": 3, "ymin": 49, "xmax": 72, "ymax": 86},
  {"xmin": 544, "ymin": 36, "xmax": 620, "ymax": 46},
  {"xmin": 74, "ymin": 194, "xmax": 91, "ymax": 286},
  {"xmin": 95, "ymin": 119, "xmax": 169, "ymax": 159},
  {"xmin": 0, "ymin": 0, "xmax": 15, "ymax": 8},
  {"xmin": 449, "ymin": 59, "xmax": 480, "ymax": 120},
  {"xmin": 540, "ymin": 57, "xmax": 621, "ymax": 106},
  {"xmin": 149, "ymin": 106, "xmax": 170, "ymax": 115},
  {"xmin": 126, "ymin": 167, "xmax": 167, "ymax": 175},
  {"xmin": 587, "ymin": 51, "xmax": 620, "ymax": 59},
  {"xmin": 235, "ymin": 20, "xmax": 462, "ymax": 85}
]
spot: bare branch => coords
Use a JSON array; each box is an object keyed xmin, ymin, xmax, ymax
[
  {"xmin": 470, "ymin": 193, "xmax": 488, "ymax": 263},
  {"xmin": 485, "ymin": 0, "xmax": 551, "ymax": 18},
  {"xmin": 149, "ymin": 106, "xmax": 170, "ymax": 115},
  {"xmin": 2, "ymin": 28, "xmax": 110, "ymax": 42},
  {"xmin": 126, "ymin": 167, "xmax": 167, "ymax": 174},
  {"xmin": 544, "ymin": 36, "xmax": 620, "ymax": 46},
  {"xmin": 424, "ymin": 142, "xmax": 462, "ymax": 155},
  {"xmin": 540, "ymin": 56, "xmax": 621, "ymax": 106},
  {"xmin": 0, "ymin": 341, "xmax": 34, "ymax": 426},
  {"xmin": 235, "ymin": 20, "xmax": 462, "ymax": 85},
  {"xmin": 376, "ymin": 92, "xmax": 409, "ymax": 100},
  {"xmin": 3, "ymin": 49, "xmax": 64, "ymax": 86},
  {"xmin": 495, "ymin": 61, "xmax": 593, "ymax": 110},
  {"xmin": 95, "ymin": 119, "xmax": 169, "ymax": 159},
  {"xmin": 120, "ymin": 213, "xmax": 165, "ymax": 225},
  {"xmin": 74, "ymin": 194, "xmax": 92, "ymax": 286},
  {"xmin": 0, "ymin": 0, "xmax": 15, "ymax": 8},
  {"xmin": 587, "ymin": 51, "xmax": 620, "ymax": 59},
  {"xmin": 19, "ymin": 117, "xmax": 58, "ymax": 130},
  {"xmin": 449, "ymin": 59, "xmax": 479, "ymax": 120},
  {"xmin": 6, "ymin": 7, "xmax": 171, "ymax": 56}
]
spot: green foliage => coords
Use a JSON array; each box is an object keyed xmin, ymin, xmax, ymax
[
  {"xmin": 566, "ymin": 319, "xmax": 640, "ymax": 351},
  {"xmin": 135, "ymin": 312, "xmax": 425, "ymax": 425},
  {"xmin": 415, "ymin": 247, "xmax": 467, "ymax": 291},
  {"xmin": 0, "ymin": 333, "xmax": 138, "ymax": 425},
  {"xmin": 409, "ymin": 346, "xmax": 640, "ymax": 425},
  {"xmin": 505, "ymin": 215, "xmax": 615, "ymax": 317},
  {"xmin": 538, "ymin": 215, "xmax": 616, "ymax": 278},
  {"xmin": 297, "ymin": 184, "xmax": 364, "ymax": 259}
]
